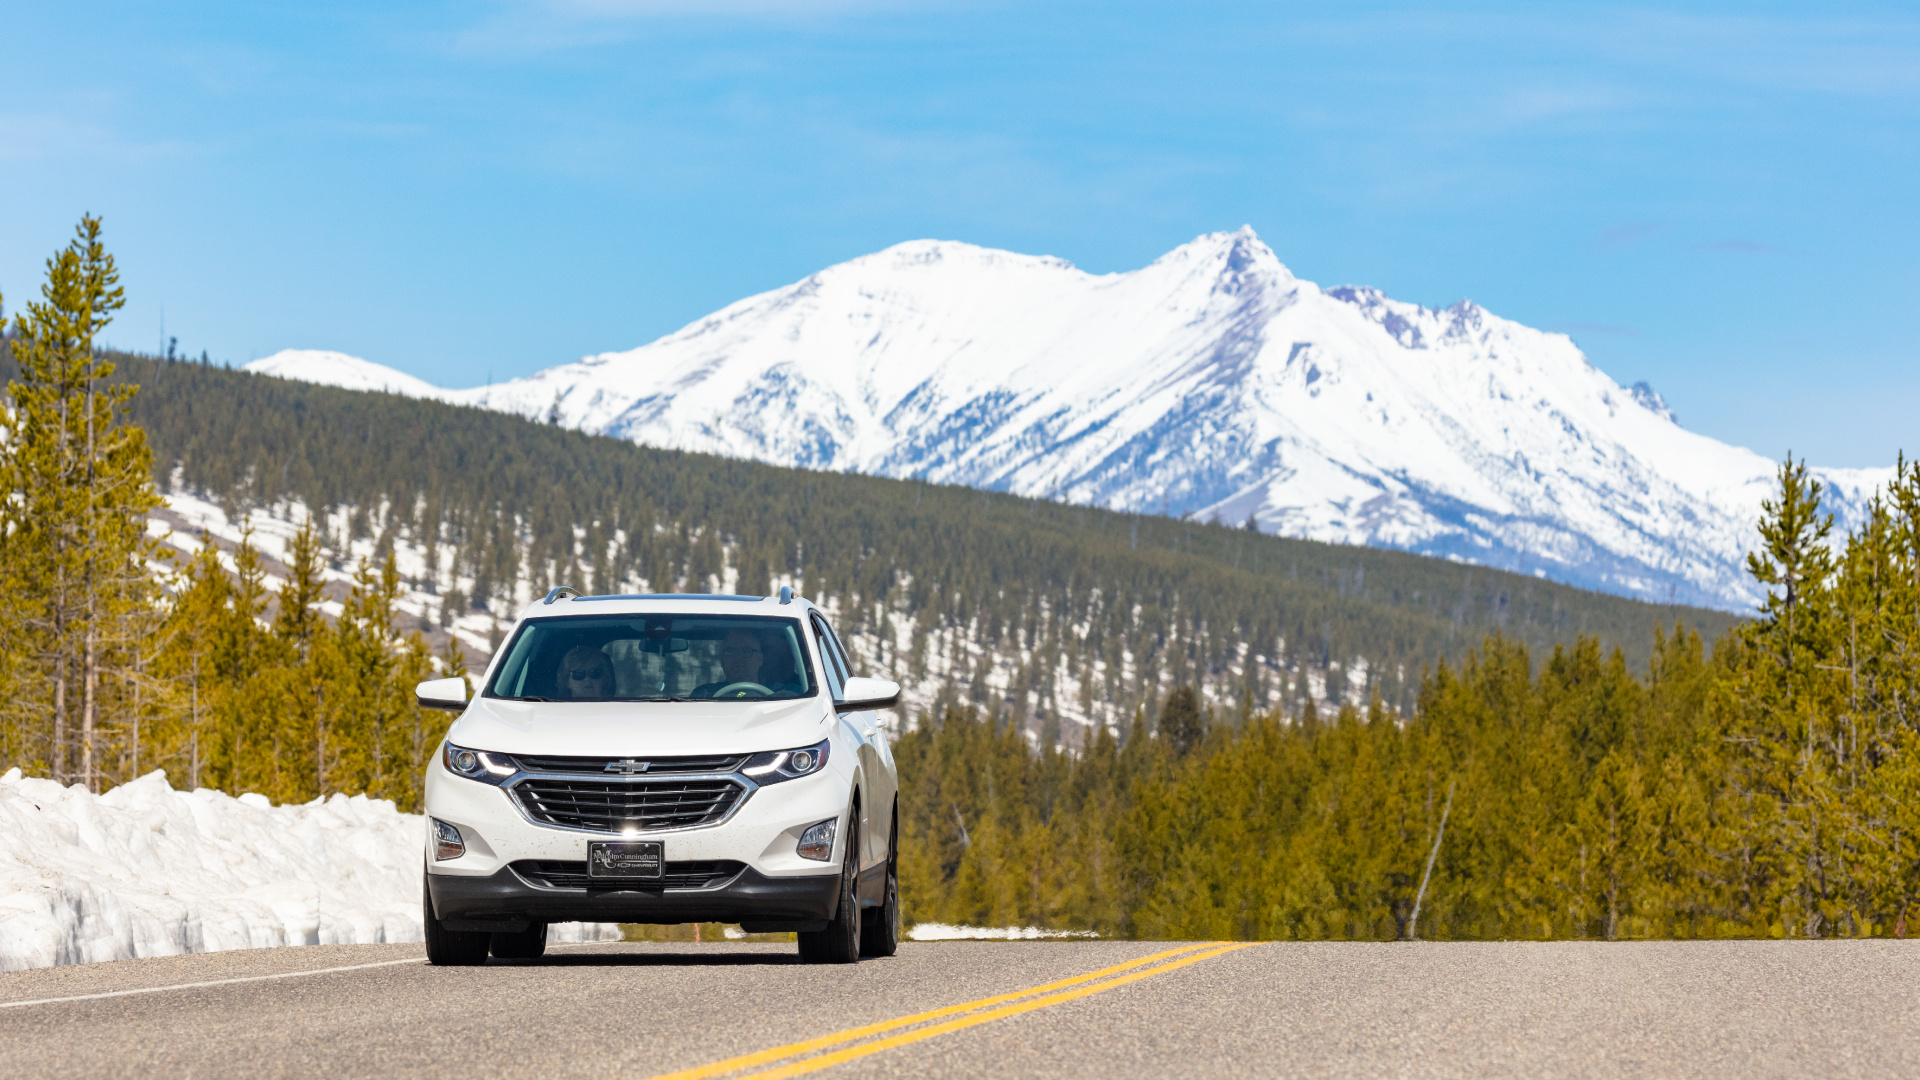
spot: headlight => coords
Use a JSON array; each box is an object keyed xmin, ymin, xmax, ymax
[
  {"xmin": 442, "ymin": 742, "xmax": 516, "ymax": 785},
  {"xmin": 796, "ymin": 818, "xmax": 836, "ymax": 862},
  {"xmin": 740, "ymin": 739, "xmax": 831, "ymax": 785}
]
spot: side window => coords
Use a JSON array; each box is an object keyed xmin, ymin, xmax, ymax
[
  {"xmin": 822, "ymin": 620, "xmax": 856, "ymax": 681},
  {"xmin": 810, "ymin": 616, "xmax": 845, "ymax": 698}
]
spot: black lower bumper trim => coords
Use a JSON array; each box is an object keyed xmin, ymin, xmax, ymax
[{"xmin": 428, "ymin": 864, "xmax": 842, "ymax": 929}]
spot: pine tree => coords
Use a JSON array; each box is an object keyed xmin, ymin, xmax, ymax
[
  {"xmin": 1159, "ymin": 685, "xmax": 1205, "ymax": 757},
  {"xmin": 0, "ymin": 216, "xmax": 163, "ymax": 789},
  {"xmin": 155, "ymin": 529, "xmax": 279, "ymax": 790},
  {"xmin": 1719, "ymin": 456, "xmax": 1849, "ymax": 936},
  {"xmin": 1745, "ymin": 454, "xmax": 1836, "ymax": 678},
  {"xmin": 1828, "ymin": 458, "xmax": 1920, "ymax": 932}
]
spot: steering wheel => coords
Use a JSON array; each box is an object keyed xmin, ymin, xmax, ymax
[{"xmin": 713, "ymin": 681, "xmax": 774, "ymax": 699}]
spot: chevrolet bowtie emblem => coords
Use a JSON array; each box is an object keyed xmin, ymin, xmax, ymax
[{"xmin": 604, "ymin": 758, "xmax": 651, "ymax": 775}]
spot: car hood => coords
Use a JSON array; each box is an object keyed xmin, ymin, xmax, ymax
[{"xmin": 445, "ymin": 695, "xmax": 836, "ymax": 757}]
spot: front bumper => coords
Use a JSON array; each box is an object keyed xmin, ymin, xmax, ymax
[
  {"xmin": 429, "ymin": 863, "xmax": 842, "ymax": 933},
  {"xmin": 424, "ymin": 740, "xmax": 855, "ymax": 873}
]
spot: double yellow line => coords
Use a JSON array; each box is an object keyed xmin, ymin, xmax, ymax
[{"xmin": 649, "ymin": 941, "xmax": 1255, "ymax": 1080}]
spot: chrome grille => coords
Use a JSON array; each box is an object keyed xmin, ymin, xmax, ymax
[
  {"xmin": 513, "ymin": 859, "xmax": 745, "ymax": 890},
  {"xmin": 511, "ymin": 753, "xmax": 747, "ymax": 774},
  {"xmin": 510, "ymin": 777, "xmax": 746, "ymax": 832}
]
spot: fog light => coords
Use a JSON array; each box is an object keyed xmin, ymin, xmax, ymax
[
  {"xmin": 796, "ymin": 818, "xmax": 836, "ymax": 862},
  {"xmin": 432, "ymin": 818, "xmax": 465, "ymax": 861}
]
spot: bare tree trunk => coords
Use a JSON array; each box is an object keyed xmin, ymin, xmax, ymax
[
  {"xmin": 1408, "ymin": 778, "xmax": 1456, "ymax": 941},
  {"xmin": 82, "ymin": 621, "xmax": 97, "ymax": 792},
  {"xmin": 130, "ymin": 651, "xmax": 142, "ymax": 780},
  {"xmin": 316, "ymin": 684, "xmax": 327, "ymax": 798},
  {"xmin": 80, "ymin": 347, "xmax": 99, "ymax": 792},
  {"xmin": 51, "ymin": 651, "xmax": 66, "ymax": 785},
  {"xmin": 52, "ymin": 362, "xmax": 73, "ymax": 787},
  {"xmin": 1607, "ymin": 804, "xmax": 1620, "ymax": 941},
  {"xmin": 373, "ymin": 700, "xmax": 386, "ymax": 797},
  {"xmin": 189, "ymin": 657, "xmax": 201, "ymax": 790}
]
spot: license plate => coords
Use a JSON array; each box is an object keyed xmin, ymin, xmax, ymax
[{"xmin": 587, "ymin": 841, "xmax": 664, "ymax": 880}]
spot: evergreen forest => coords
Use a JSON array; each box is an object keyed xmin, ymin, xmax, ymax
[
  {"xmin": 71, "ymin": 341, "xmax": 1726, "ymax": 726},
  {"xmin": 5, "ymin": 219, "xmax": 1915, "ymax": 940}
]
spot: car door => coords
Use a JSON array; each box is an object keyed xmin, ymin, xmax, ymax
[
  {"xmin": 809, "ymin": 614, "xmax": 871, "ymax": 869},
  {"xmin": 816, "ymin": 614, "xmax": 895, "ymax": 871}
]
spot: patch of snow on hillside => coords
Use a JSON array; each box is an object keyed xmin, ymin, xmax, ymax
[
  {"xmin": 154, "ymin": 488, "xmax": 510, "ymax": 662},
  {"xmin": 0, "ymin": 768, "xmax": 619, "ymax": 971},
  {"xmin": 150, "ymin": 478, "xmax": 1435, "ymax": 740}
]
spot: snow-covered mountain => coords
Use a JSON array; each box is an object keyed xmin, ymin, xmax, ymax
[
  {"xmin": 246, "ymin": 349, "xmax": 447, "ymax": 398},
  {"xmin": 246, "ymin": 228, "xmax": 1892, "ymax": 610}
]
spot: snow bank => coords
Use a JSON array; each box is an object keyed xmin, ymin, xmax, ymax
[
  {"xmin": 0, "ymin": 768, "xmax": 619, "ymax": 971},
  {"xmin": 908, "ymin": 923, "xmax": 1099, "ymax": 941}
]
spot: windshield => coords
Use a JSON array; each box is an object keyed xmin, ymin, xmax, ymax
[{"xmin": 485, "ymin": 614, "xmax": 817, "ymax": 702}]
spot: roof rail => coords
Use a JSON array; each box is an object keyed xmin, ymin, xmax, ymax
[
  {"xmin": 543, "ymin": 586, "xmax": 581, "ymax": 605},
  {"xmin": 574, "ymin": 593, "xmax": 762, "ymax": 603},
  {"xmin": 778, "ymin": 585, "xmax": 794, "ymax": 605}
]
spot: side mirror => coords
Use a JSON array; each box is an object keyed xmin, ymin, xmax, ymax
[
  {"xmin": 416, "ymin": 677, "xmax": 470, "ymax": 712},
  {"xmin": 836, "ymin": 677, "xmax": 901, "ymax": 712}
]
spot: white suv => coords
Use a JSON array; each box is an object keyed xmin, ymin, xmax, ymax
[{"xmin": 415, "ymin": 588, "xmax": 901, "ymax": 965}]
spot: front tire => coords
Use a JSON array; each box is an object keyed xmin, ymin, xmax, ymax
[
  {"xmin": 490, "ymin": 922, "xmax": 548, "ymax": 960},
  {"xmin": 423, "ymin": 873, "xmax": 490, "ymax": 966},
  {"xmin": 860, "ymin": 810, "xmax": 899, "ymax": 958},
  {"xmin": 798, "ymin": 814, "xmax": 862, "ymax": 964}
]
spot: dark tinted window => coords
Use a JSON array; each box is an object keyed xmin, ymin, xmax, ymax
[
  {"xmin": 809, "ymin": 615, "xmax": 844, "ymax": 697},
  {"xmin": 486, "ymin": 615, "xmax": 816, "ymax": 702},
  {"xmin": 821, "ymin": 619, "xmax": 855, "ymax": 679}
]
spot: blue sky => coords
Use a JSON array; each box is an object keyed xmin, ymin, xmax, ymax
[{"xmin": 2, "ymin": 1, "xmax": 1914, "ymax": 466}]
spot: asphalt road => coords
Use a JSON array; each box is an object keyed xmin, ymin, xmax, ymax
[{"xmin": 2, "ymin": 938, "xmax": 1916, "ymax": 1079}]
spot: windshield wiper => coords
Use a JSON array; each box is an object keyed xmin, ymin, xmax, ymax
[{"xmin": 497, "ymin": 695, "xmax": 727, "ymax": 703}]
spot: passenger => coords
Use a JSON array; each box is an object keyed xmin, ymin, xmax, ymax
[{"xmin": 555, "ymin": 645, "xmax": 615, "ymax": 700}]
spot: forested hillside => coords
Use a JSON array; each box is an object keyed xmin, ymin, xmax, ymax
[
  {"xmin": 83, "ymin": 352, "xmax": 1733, "ymax": 739},
  {"xmin": 897, "ymin": 457, "xmax": 1920, "ymax": 939}
]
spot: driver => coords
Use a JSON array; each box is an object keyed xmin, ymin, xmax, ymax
[
  {"xmin": 555, "ymin": 645, "xmax": 615, "ymax": 700},
  {"xmin": 693, "ymin": 630, "xmax": 776, "ymax": 698}
]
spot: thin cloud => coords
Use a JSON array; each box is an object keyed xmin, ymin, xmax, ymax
[
  {"xmin": 1596, "ymin": 222, "xmax": 1666, "ymax": 250},
  {"xmin": 449, "ymin": 0, "xmax": 913, "ymax": 57},
  {"xmin": 554, "ymin": 0, "xmax": 895, "ymax": 14},
  {"xmin": 1496, "ymin": 85, "xmax": 1637, "ymax": 125},
  {"xmin": 1601, "ymin": 11, "xmax": 1920, "ymax": 98},
  {"xmin": 0, "ymin": 112, "xmax": 190, "ymax": 165}
]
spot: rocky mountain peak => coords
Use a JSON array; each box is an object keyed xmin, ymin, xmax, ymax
[{"xmin": 245, "ymin": 231, "xmax": 1892, "ymax": 610}]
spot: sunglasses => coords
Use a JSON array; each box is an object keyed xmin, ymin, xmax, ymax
[{"xmin": 568, "ymin": 668, "xmax": 610, "ymax": 681}]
